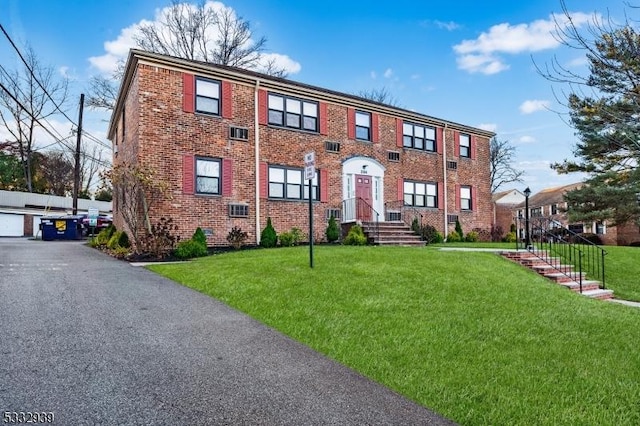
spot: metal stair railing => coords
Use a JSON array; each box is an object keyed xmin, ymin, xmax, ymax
[
  {"xmin": 515, "ymin": 215, "xmax": 607, "ymax": 293},
  {"xmin": 384, "ymin": 200, "xmax": 424, "ymax": 234},
  {"xmin": 342, "ymin": 197, "xmax": 381, "ymax": 243}
]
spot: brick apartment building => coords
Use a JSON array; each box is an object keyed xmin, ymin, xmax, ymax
[
  {"xmin": 107, "ymin": 50, "xmax": 495, "ymax": 246},
  {"xmin": 513, "ymin": 183, "xmax": 640, "ymax": 246}
]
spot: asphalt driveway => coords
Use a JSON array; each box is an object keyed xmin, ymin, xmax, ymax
[{"xmin": 0, "ymin": 238, "xmax": 456, "ymax": 425}]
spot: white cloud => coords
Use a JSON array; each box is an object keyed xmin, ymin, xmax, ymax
[
  {"xmin": 434, "ymin": 20, "xmax": 461, "ymax": 31},
  {"xmin": 519, "ymin": 99, "xmax": 550, "ymax": 114},
  {"xmin": 453, "ymin": 12, "xmax": 594, "ymax": 74},
  {"xmin": 478, "ymin": 123, "xmax": 497, "ymax": 132},
  {"xmin": 88, "ymin": 1, "xmax": 301, "ymax": 76},
  {"xmin": 383, "ymin": 68, "xmax": 393, "ymax": 78},
  {"xmin": 518, "ymin": 135, "xmax": 536, "ymax": 144},
  {"xmin": 518, "ymin": 160, "xmax": 552, "ymax": 171}
]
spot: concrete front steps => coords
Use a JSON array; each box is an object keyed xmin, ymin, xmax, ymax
[
  {"xmin": 501, "ymin": 250, "xmax": 614, "ymax": 300},
  {"xmin": 360, "ymin": 221, "xmax": 424, "ymax": 246}
]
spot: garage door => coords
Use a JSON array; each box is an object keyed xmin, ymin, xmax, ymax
[{"xmin": 0, "ymin": 213, "xmax": 24, "ymax": 237}]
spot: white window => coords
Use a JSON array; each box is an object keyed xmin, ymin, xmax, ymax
[
  {"xmin": 403, "ymin": 122, "xmax": 436, "ymax": 152},
  {"xmin": 460, "ymin": 186, "xmax": 472, "ymax": 210},
  {"xmin": 459, "ymin": 133, "xmax": 471, "ymax": 158},
  {"xmin": 196, "ymin": 158, "xmax": 220, "ymax": 194},
  {"xmin": 195, "ymin": 78, "xmax": 220, "ymax": 115},
  {"xmin": 268, "ymin": 94, "xmax": 318, "ymax": 132},
  {"xmin": 355, "ymin": 111, "xmax": 371, "ymax": 141},
  {"xmin": 269, "ymin": 166, "xmax": 319, "ymax": 200},
  {"xmin": 404, "ymin": 181, "xmax": 437, "ymax": 207}
]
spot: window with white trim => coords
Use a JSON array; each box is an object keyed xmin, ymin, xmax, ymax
[
  {"xmin": 404, "ymin": 181, "xmax": 437, "ymax": 208},
  {"xmin": 195, "ymin": 78, "xmax": 220, "ymax": 115},
  {"xmin": 268, "ymin": 166, "xmax": 318, "ymax": 201},
  {"xmin": 403, "ymin": 122, "xmax": 436, "ymax": 151},
  {"xmin": 460, "ymin": 185, "xmax": 472, "ymax": 210},
  {"xmin": 459, "ymin": 133, "xmax": 471, "ymax": 158},
  {"xmin": 196, "ymin": 158, "xmax": 221, "ymax": 195},
  {"xmin": 355, "ymin": 111, "xmax": 371, "ymax": 141},
  {"xmin": 268, "ymin": 94, "xmax": 318, "ymax": 132}
]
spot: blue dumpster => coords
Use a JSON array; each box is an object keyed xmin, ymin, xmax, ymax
[{"xmin": 40, "ymin": 216, "xmax": 83, "ymax": 241}]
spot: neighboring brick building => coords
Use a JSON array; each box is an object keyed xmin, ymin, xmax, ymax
[
  {"xmin": 513, "ymin": 183, "xmax": 640, "ymax": 246},
  {"xmin": 492, "ymin": 188, "xmax": 525, "ymax": 237},
  {"xmin": 107, "ymin": 50, "xmax": 495, "ymax": 246}
]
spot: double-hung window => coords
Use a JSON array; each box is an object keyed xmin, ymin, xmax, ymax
[
  {"xmin": 404, "ymin": 181, "xmax": 437, "ymax": 208},
  {"xmin": 195, "ymin": 78, "xmax": 221, "ymax": 115},
  {"xmin": 269, "ymin": 166, "xmax": 319, "ymax": 201},
  {"xmin": 460, "ymin": 186, "xmax": 472, "ymax": 210},
  {"xmin": 196, "ymin": 157, "xmax": 221, "ymax": 195},
  {"xmin": 268, "ymin": 94, "xmax": 318, "ymax": 132},
  {"xmin": 403, "ymin": 123, "xmax": 436, "ymax": 151},
  {"xmin": 459, "ymin": 133, "xmax": 471, "ymax": 158},
  {"xmin": 355, "ymin": 111, "xmax": 371, "ymax": 141}
]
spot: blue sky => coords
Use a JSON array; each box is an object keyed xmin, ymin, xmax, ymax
[{"xmin": 1, "ymin": 0, "xmax": 630, "ymax": 194}]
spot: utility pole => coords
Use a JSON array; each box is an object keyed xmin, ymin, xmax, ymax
[{"xmin": 72, "ymin": 93, "xmax": 84, "ymax": 215}]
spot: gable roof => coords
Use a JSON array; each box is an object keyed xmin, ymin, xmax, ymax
[
  {"xmin": 492, "ymin": 188, "xmax": 524, "ymax": 203},
  {"xmin": 518, "ymin": 182, "xmax": 584, "ymax": 208},
  {"xmin": 108, "ymin": 49, "xmax": 497, "ymax": 141}
]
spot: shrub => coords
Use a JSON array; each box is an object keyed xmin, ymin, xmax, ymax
[
  {"xmin": 192, "ymin": 227, "xmax": 207, "ymax": 246},
  {"xmin": 279, "ymin": 231, "xmax": 294, "ymax": 247},
  {"xmin": 343, "ymin": 225, "xmax": 367, "ymax": 246},
  {"xmin": 411, "ymin": 218, "xmax": 420, "ymax": 234},
  {"xmin": 455, "ymin": 219, "xmax": 464, "ymax": 240},
  {"xmin": 573, "ymin": 233, "xmax": 603, "ymax": 245},
  {"xmin": 491, "ymin": 225, "xmax": 504, "ymax": 242},
  {"xmin": 472, "ymin": 227, "xmax": 492, "ymax": 242},
  {"xmin": 290, "ymin": 227, "xmax": 305, "ymax": 245},
  {"xmin": 117, "ymin": 230, "xmax": 130, "ymax": 248},
  {"xmin": 112, "ymin": 246, "xmax": 130, "ymax": 259},
  {"xmin": 139, "ymin": 217, "xmax": 179, "ymax": 259},
  {"xmin": 465, "ymin": 231, "xmax": 479, "ymax": 242},
  {"xmin": 420, "ymin": 225, "xmax": 439, "ymax": 244},
  {"xmin": 227, "ymin": 226, "xmax": 248, "ymax": 249},
  {"xmin": 174, "ymin": 239, "xmax": 208, "ymax": 259},
  {"xmin": 446, "ymin": 231, "xmax": 462, "ymax": 243},
  {"xmin": 107, "ymin": 231, "xmax": 123, "ymax": 250},
  {"xmin": 510, "ymin": 223, "xmax": 516, "ymax": 233},
  {"xmin": 326, "ymin": 215, "xmax": 340, "ymax": 243},
  {"xmin": 504, "ymin": 232, "xmax": 517, "ymax": 243},
  {"xmin": 92, "ymin": 226, "xmax": 113, "ymax": 248},
  {"xmin": 260, "ymin": 217, "xmax": 277, "ymax": 248}
]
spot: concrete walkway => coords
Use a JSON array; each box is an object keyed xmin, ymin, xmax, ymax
[{"xmin": 0, "ymin": 238, "xmax": 456, "ymax": 425}]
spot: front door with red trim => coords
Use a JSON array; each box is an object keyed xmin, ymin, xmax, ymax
[{"xmin": 355, "ymin": 174, "xmax": 372, "ymax": 221}]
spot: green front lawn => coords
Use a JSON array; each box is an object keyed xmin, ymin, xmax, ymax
[{"xmin": 149, "ymin": 246, "xmax": 640, "ymax": 425}]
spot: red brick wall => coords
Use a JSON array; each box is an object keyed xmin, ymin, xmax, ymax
[{"xmin": 113, "ymin": 60, "xmax": 494, "ymax": 246}]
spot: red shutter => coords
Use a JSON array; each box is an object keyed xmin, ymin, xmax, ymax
[
  {"xmin": 347, "ymin": 108, "xmax": 355, "ymax": 139},
  {"xmin": 258, "ymin": 89, "xmax": 268, "ymax": 125},
  {"xmin": 319, "ymin": 102, "xmax": 328, "ymax": 135},
  {"xmin": 455, "ymin": 184, "xmax": 461, "ymax": 211},
  {"xmin": 221, "ymin": 81, "xmax": 233, "ymax": 119},
  {"xmin": 438, "ymin": 183, "xmax": 444, "ymax": 210},
  {"xmin": 454, "ymin": 131, "xmax": 460, "ymax": 157},
  {"xmin": 396, "ymin": 118, "xmax": 403, "ymax": 148},
  {"xmin": 320, "ymin": 169, "xmax": 328, "ymax": 202},
  {"xmin": 183, "ymin": 154, "xmax": 195, "ymax": 194},
  {"xmin": 182, "ymin": 73, "xmax": 194, "ymax": 113},
  {"xmin": 471, "ymin": 186, "xmax": 477, "ymax": 211},
  {"xmin": 471, "ymin": 135, "xmax": 477, "ymax": 160},
  {"xmin": 397, "ymin": 177, "xmax": 404, "ymax": 202},
  {"xmin": 259, "ymin": 162, "xmax": 268, "ymax": 198},
  {"xmin": 222, "ymin": 158, "xmax": 233, "ymax": 196},
  {"xmin": 436, "ymin": 127, "xmax": 443, "ymax": 154},
  {"xmin": 371, "ymin": 113, "xmax": 379, "ymax": 143}
]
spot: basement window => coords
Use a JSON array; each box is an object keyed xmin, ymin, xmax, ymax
[{"xmin": 228, "ymin": 203, "xmax": 249, "ymax": 218}]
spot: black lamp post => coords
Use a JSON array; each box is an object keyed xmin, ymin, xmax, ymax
[{"xmin": 524, "ymin": 187, "xmax": 531, "ymax": 249}]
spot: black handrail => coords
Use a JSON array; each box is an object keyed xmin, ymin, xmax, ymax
[
  {"xmin": 342, "ymin": 197, "xmax": 381, "ymax": 243},
  {"xmin": 515, "ymin": 215, "xmax": 607, "ymax": 291}
]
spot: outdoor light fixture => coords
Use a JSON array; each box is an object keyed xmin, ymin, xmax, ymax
[{"xmin": 524, "ymin": 187, "xmax": 531, "ymax": 250}]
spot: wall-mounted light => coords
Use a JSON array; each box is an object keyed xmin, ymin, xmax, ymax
[{"xmin": 361, "ymin": 164, "xmax": 368, "ymax": 174}]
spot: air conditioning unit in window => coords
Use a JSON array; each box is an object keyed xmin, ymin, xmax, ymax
[
  {"xmin": 325, "ymin": 141, "xmax": 340, "ymax": 153},
  {"xmin": 387, "ymin": 151, "xmax": 400, "ymax": 162},
  {"xmin": 326, "ymin": 208, "xmax": 341, "ymax": 220},
  {"xmin": 228, "ymin": 203, "xmax": 249, "ymax": 218},
  {"xmin": 229, "ymin": 126, "xmax": 249, "ymax": 141},
  {"xmin": 447, "ymin": 214, "xmax": 459, "ymax": 224}
]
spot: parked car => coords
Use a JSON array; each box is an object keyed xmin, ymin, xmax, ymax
[{"xmin": 81, "ymin": 214, "xmax": 113, "ymax": 236}]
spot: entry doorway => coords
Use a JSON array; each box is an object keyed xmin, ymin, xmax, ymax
[{"xmin": 355, "ymin": 174, "xmax": 372, "ymax": 221}]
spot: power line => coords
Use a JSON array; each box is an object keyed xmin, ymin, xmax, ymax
[{"xmin": 0, "ymin": 23, "xmax": 112, "ymax": 151}]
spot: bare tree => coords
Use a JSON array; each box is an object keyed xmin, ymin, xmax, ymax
[
  {"xmin": 357, "ymin": 87, "xmax": 400, "ymax": 107},
  {"xmin": 89, "ymin": 1, "xmax": 285, "ymax": 112},
  {"xmin": 490, "ymin": 137, "xmax": 524, "ymax": 192},
  {"xmin": 0, "ymin": 45, "xmax": 69, "ymax": 192}
]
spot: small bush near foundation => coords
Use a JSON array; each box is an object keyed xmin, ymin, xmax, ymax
[
  {"xmin": 227, "ymin": 227, "xmax": 248, "ymax": 250},
  {"xmin": 193, "ymin": 227, "xmax": 207, "ymax": 246},
  {"xmin": 326, "ymin": 215, "xmax": 340, "ymax": 243},
  {"xmin": 504, "ymin": 232, "xmax": 517, "ymax": 243},
  {"xmin": 260, "ymin": 217, "xmax": 277, "ymax": 248},
  {"xmin": 447, "ymin": 231, "xmax": 462, "ymax": 243},
  {"xmin": 174, "ymin": 239, "xmax": 208, "ymax": 259},
  {"xmin": 465, "ymin": 231, "xmax": 479, "ymax": 242},
  {"xmin": 279, "ymin": 227, "xmax": 305, "ymax": 247},
  {"xmin": 343, "ymin": 225, "xmax": 367, "ymax": 246}
]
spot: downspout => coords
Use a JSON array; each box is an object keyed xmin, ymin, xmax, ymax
[
  {"xmin": 442, "ymin": 123, "xmax": 449, "ymax": 240},
  {"xmin": 254, "ymin": 79, "xmax": 261, "ymax": 245}
]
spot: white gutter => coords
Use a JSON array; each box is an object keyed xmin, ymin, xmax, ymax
[
  {"xmin": 442, "ymin": 123, "xmax": 449, "ymax": 240},
  {"xmin": 255, "ymin": 79, "xmax": 261, "ymax": 245}
]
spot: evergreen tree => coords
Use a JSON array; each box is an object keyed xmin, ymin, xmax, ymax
[{"xmin": 540, "ymin": 5, "xmax": 640, "ymax": 226}]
